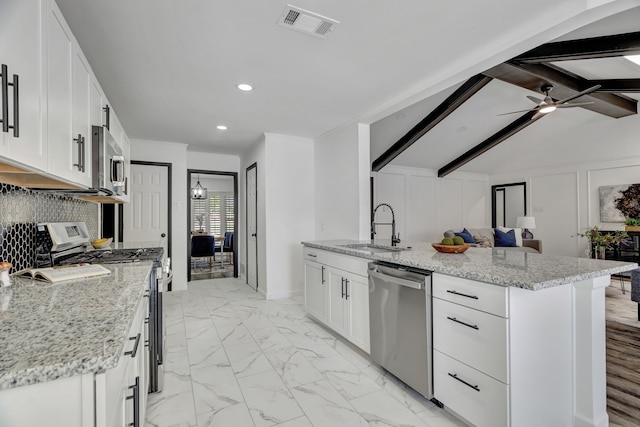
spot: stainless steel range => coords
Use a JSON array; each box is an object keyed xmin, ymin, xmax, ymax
[{"xmin": 34, "ymin": 222, "xmax": 170, "ymax": 393}]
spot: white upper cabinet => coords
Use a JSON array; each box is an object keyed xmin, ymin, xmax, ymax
[
  {"xmin": 46, "ymin": 0, "xmax": 75, "ymax": 182},
  {"xmin": 72, "ymin": 47, "xmax": 92, "ymax": 186},
  {"xmin": 0, "ymin": 0, "xmax": 47, "ymax": 170}
]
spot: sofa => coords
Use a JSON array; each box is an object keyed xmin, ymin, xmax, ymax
[{"xmin": 444, "ymin": 227, "xmax": 542, "ymax": 253}]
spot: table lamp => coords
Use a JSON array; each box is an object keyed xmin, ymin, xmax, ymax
[{"xmin": 516, "ymin": 216, "xmax": 536, "ymax": 239}]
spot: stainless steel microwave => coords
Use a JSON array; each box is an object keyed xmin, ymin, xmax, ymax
[{"xmin": 91, "ymin": 125, "xmax": 126, "ymax": 196}]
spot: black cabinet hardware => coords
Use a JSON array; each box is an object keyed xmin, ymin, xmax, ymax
[
  {"xmin": 341, "ymin": 277, "xmax": 345, "ymax": 298},
  {"xmin": 307, "ymin": 253, "xmax": 317, "ymax": 258},
  {"xmin": 1, "ymin": 64, "xmax": 19, "ymax": 137},
  {"xmin": 446, "ymin": 290, "xmax": 478, "ymax": 299},
  {"xmin": 126, "ymin": 376, "xmax": 140, "ymax": 427},
  {"xmin": 321, "ymin": 265, "xmax": 325, "ymax": 284},
  {"xmin": 103, "ymin": 104, "xmax": 110, "ymax": 129},
  {"xmin": 448, "ymin": 373, "xmax": 480, "ymax": 391},
  {"xmin": 447, "ymin": 316, "xmax": 479, "ymax": 330},
  {"xmin": 345, "ymin": 278, "xmax": 350, "ymax": 299},
  {"xmin": 125, "ymin": 333, "xmax": 141, "ymax": 358}
]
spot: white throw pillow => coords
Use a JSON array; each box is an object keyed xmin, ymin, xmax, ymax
[{"xmin": 497, "ymin": 226, "xmax": 523, "ymax": 247}]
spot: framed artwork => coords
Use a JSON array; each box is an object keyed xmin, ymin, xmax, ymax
[{"xmin": 599, "ymin": 183, "xmax": 640, "ymax": 222}]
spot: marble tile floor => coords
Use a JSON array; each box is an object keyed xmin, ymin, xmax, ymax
[{"xmin": 145, "ymin": 278, "xmax": 467, "ymax": 427}]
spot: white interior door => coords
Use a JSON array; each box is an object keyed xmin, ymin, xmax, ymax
[
  {"xmin": 246, "ymin": 164, "xmax": 258, "ymax": 290},
  {"xmin": 123, "ymin": 163, "xmax": 169, "ymax": 255}
]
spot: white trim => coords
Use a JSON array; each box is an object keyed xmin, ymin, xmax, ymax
[{"xmin": 265, "ymin": 289, "xmax": 304, "ymax": 300}]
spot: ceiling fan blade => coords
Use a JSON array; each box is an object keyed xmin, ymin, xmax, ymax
[
  {"xmin": 557, "ymin": 84, "xmax": 601, "ymax": 104},
  {"xmin": 555, "ymin": 101, "xmax": 595, "ymax": 108},
  {"xmin": 527, "ymin": 95, "xmax": 543, "ymax": 104},
  {"xmin": 497, "ymin": 108, "xmax": 537, "ymax": 116}
]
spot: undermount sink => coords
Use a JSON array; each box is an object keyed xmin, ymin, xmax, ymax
[{"xmin": 340, "ymin": 243, "xmax": 409, "ymax": 253}]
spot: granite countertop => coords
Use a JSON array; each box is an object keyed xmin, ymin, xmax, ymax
[
  {"xmin": 0, "ymin": 262, "xmax": 153, "ymax": 391},
  {"xmin": 302, "ymin": 240, "xmax": 638, "ymax": 291}
]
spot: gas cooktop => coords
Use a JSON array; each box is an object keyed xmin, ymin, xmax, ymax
[{"xmin": 57, "ymin": 247, "xmax": 164, "ymax": 265}]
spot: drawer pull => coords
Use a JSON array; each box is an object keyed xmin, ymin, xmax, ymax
[
  {"xmin": 447, "ymin": 316, "xmax": 479, "ymax": 330},
  {"xmin": 125, "ymin": 333, "xmax": 141, "ymax": 358},
  {"xmin": 308, "ymin": 254, "xmax": 317, "ymax": 258},
  {"xmin": 446, "ymin": 289, "xmax": 478, "ymax": 299},
  {"xmin": 448, "ymin": 373, "xmax": 480, "ymax": 392}
]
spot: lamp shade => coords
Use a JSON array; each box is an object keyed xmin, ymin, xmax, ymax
[{"xmin": 516, "ymin": 216, "xmax": 536, "ymax": 230}]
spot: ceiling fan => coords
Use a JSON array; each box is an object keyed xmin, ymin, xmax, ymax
[{"xmin": 498, "ymin": 84, "xmax": 601, "ymax": 116}]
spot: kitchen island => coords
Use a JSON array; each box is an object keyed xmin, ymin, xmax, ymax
[
  {"xmin": 302, "ymin": 240, "xmax": 637, "ymax": 427},
  {"xmin": 0, "ymin": 261, "xmax": 153, "ymax": 426}
]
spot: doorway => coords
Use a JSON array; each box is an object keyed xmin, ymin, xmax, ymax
[
  {"xmin": 246, "ymin": 163, "xmax": 258, "ymax": 291},
  {"xmin": 187, "ymin": 169, "xmax": 238, "ymax": 282}
]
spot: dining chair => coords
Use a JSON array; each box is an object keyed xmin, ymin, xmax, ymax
[{"xmin": 191, "ymin": 235, "xmax": 216, "ymax": 270}]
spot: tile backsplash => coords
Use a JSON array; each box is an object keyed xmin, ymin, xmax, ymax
[{"xmin": 0, "ymin": 183, "xmax": 98, "ymax": 272}]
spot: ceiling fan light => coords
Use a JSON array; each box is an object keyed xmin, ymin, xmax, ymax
[{"xmin": 539, "ymin": 105, "xmax": 556, "ymax": 114}]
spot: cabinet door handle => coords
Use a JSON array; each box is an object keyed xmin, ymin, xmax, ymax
[
  {"xmin": 125, "ymin": 333, "xmax": 141, "ymax": 358},
  {"xmin": 341, "ymin": 277, "xmax": 345, "ymax": 298},
  {"xmin": 447, "ymin": 316, "xmax": 479, "ymax": 330},
  {"xmin": 73, "ymin": 134, "xmax": 83, "ymax": 171},
  {"xmin": 1, "ymin": 64, "xmax": 7, "ymax": 133},
  {"xmin": 345, "ymin": 279, "xmax": 350, "ymax": 299},
  {"xmin": 103, "ymin": 104, "xmax": 110, "ymax": 130},
  {"xmin": 80, "ymin": 135, "xmax": 86, "ymax": 172},
  {"xmin": 448, "ymin": 373, "xmax": 480, "ymax": 392},
  {"xmin": 446, "ymin": 290, "xmax": 478, "ymax": 300},
  {"xmin": 126, "ymin": 376, "xmax": 140, "ymax": 427},
  {"xmin": 1, "ymin": 64, "xmax": 19, "ymax": 137},
  {"xmin": 321, "ymin": 265, "xmax": 325, "ymax": 284}
]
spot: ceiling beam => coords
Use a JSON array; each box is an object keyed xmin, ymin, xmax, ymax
[
  {"xmin": 588, "ymin": 79, "xmax": 640, "ymax": 93},
  {"xmin": 438, "ymin": 110, "xmax": 543, "ymax": 178},
  {"xmin": 371, "ymin": 74, "xmax": 493, "ymax": 172},
  {"xmin": 483, "ymin": 61, "xmax": 637, "ymax": 118},
  {"xmin": 514, "ymin": 31, "xmax": 640, "ymax": 63}
]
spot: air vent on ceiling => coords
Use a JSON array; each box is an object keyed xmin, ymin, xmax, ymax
[{"xmin": 277, "ymin": 5, "xmax": 339, "ymax": 39}]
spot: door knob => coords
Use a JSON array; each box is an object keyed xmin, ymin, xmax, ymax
[{"xmin": 161, "ymin": 233, "xmax": 166, "ymax": 238}]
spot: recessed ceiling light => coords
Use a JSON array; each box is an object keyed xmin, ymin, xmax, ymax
[
  {"xmin": 217, "ymin": 125, "xmax": 227, "ymax": 130},
  {"xmin": 237, "ymin": 83, "xmax": 253, "ymax": 92},
  {"xmin": 625, "ymin": 55, "xmax": 640, "ymax": 66}
]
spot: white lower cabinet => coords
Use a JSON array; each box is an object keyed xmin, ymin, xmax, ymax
[
  {"xmin": 303, "ymin": 247, "xmax": 370, "ymax": 353},
  {"xmin": 432, "ymin": 273, "xmax": 574, "ymax": 427}
]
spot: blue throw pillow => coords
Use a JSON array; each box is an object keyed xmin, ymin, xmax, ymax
[
  {"xmin": 454, "ymin": 228, "xmax": 476, "ymax": 244},
  {"xmin": 494, "ymin": 228, "xmax": 517, "ymax": 247}
]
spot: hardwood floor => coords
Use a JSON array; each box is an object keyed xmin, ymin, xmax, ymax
[{"xmin": 606, "ymin": 282, "xmax": 640, "ymax": 427}]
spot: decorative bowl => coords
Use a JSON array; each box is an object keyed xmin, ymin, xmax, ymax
[
  {"xmin": 92, "ymin": 237, "xmax": 113, "ymax": 249},
  {"xmin": 431, "ymin": 243, "xmax": 471, "ymax": 253}
]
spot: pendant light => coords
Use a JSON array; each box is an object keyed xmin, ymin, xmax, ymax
[{"xmin": 191, "ymin": 175, "xmax": 207, "ymax": 199}]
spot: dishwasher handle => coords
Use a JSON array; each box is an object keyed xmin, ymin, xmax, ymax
[{"xmin": 369, "ymin": 268, "xmax": 425, "ymax": 290}]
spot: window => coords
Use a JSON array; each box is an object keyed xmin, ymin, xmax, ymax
[{"xmin": 191, "ymin": 192, "xmax": 234, "ymax": 236}]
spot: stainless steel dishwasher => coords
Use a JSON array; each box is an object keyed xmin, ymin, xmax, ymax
[{"xmin": 368, "ymin": 261, "xmax": 433, "ymax": 398}]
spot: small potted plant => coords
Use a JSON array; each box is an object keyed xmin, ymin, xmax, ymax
[
  {"xmin": 624, "ymin": 217, "xmax": 640, "ymax": 232},
  {"xmin": 576, "ymin": 226, "xmax": 628, "ymax": 259}
]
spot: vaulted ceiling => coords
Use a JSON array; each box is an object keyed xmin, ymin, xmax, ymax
[
  {"xmin": 370, "ymin": 7, "xmax": 640, "ymax": 176},
  {"xmin": 55, "ymin": 0, "xmax": 638, "ymax": 160}
]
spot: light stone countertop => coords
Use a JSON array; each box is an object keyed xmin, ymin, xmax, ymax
[
  {"xmin": 0, "ymin": 262, "xmax": 153, "ymax": 391},
  {"xmin": 302, "ymin": 240, "xmax": 638, "ymax": 291}
]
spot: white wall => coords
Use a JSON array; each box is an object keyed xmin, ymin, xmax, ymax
[
  {"xmin": 187, "ymin": 151, "xmax": 240, "ymax": 172},
  {"xmin": 239, "ymin": 134, "xmax": 315, "ymax": 299},
  {"xmin": 374, "ymin": 165, "xmax": 490, "ymax": 244},
  {"xmin": 264, "ymin": 134, "xmax": 315, "ymax": 299},
  {"xmin": 130, "ymin": 138, "xmax": 189, "ymax": 290},
  {"xmin": 315, "ymin": 123, "xmax": 371, "ymax": 240},
  {"xmin": 491, "ymin": 157, "xmax": 640, "ymax": 258}
]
